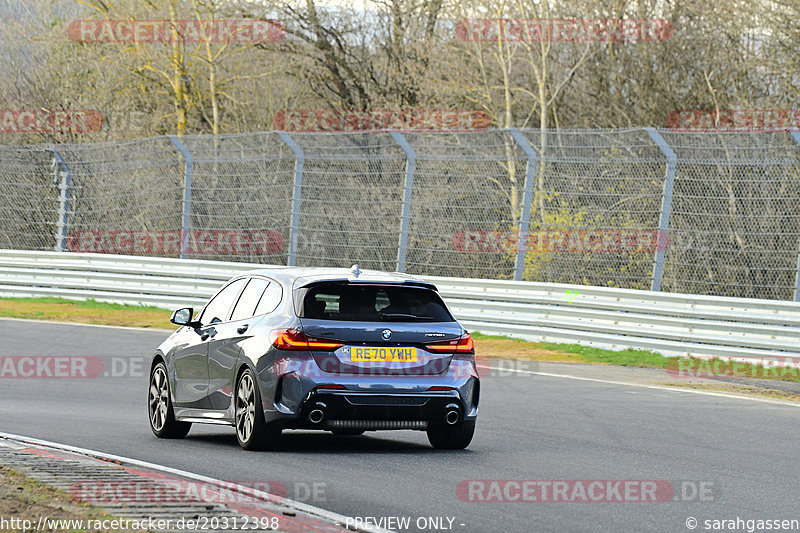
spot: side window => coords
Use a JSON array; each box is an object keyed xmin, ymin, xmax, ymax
[
  {"xmin": 230, "ymin": 278, "xmax": 270, "ymax": 321},
  {"xmin": 200, "ymin": 278, "xmax": 247, "ymax": 325},
  {"xmin": 254, "ymin": 283, "xmax": 282, "ymax": 316}
]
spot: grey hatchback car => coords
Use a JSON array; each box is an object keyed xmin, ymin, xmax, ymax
[{"xmin": 148, "ymin": 266, "xmax": 479, "ymax": 450}]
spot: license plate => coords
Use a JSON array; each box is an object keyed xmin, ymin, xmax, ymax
[{"xmin": 350, "ymin": 346, "xmax": 418, "ymax": 363}]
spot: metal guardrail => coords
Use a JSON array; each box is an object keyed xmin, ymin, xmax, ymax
[{"xmin": 1, "ymin": 250, "xmax": 799, "ymax": 362}]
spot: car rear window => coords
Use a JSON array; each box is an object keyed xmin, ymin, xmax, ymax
[{"xmin": 297, "ymin": 283, "xmax": 454, "ymax": 322}]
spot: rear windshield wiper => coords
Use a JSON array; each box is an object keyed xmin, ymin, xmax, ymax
[{"xmin": 379, "ymin": 312, "xmax": 434, "ymax": 321}]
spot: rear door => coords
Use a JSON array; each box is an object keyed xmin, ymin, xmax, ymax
[{"xmin": 297, "ymin": 283, "xmax": 463, "ymax": 375}]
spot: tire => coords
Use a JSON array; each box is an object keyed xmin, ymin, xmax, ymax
[
  {"xmin": 331, "ymin": 429, "xmax": 365, "ymax": 436},
  {"xmin": 235, "ymin": 368, "xmax": 281, "ymax": 451},
  {"xmin": 148, "ymin": 362, "xmax": 191, "ymax": 439},
  {"xmin": 426, "ymin": 420, "xmax": 475, "ymax": 450}
]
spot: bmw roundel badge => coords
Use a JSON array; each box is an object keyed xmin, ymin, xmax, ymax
[{"xmin": 382, "ymin": 329, "xmax": 392, "ymax": 340}]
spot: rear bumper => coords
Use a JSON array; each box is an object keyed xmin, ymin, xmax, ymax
[
  {"xmin": 265, "ymin": 378, "xmax": 479, "ymax": 429},
  {"xmin": 259, "ymin": 356, "xmax": 480, "ymax": 428},
  {"xmin": 294, "ymin": 390, "xmax": 466, "ymax": 430}
]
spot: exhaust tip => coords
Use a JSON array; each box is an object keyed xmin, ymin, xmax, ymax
[
  {"xmin": 309, "ymin": 408, "xmax": 324, "ymax": 424},
  {"xmin": 445, "ymin": 409, "xmax": 460, "ymax": 425}
]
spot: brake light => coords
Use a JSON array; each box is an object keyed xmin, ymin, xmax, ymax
[
  {"xmin": 425, "ymin": 334, "xmax": 475, "ymax": 355},
  {"xmin": 427, "ymin": 386, "xmax": 455, "ymax": 391},
  {"xmin": 271, "ymin": 329, "xmax": 343, "ymax": 351}
]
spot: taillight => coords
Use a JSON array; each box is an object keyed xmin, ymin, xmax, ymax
[
  {"xmin": 271, "ymin": 329, "xmax": 343, "ymax": 351},
  {"xmin": 425, "ymin": 333, "xmax": 475, "ymax": 356}
]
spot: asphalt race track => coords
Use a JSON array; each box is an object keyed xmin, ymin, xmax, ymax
[{"xmin": 1, "ymin": 318, "xmax": 799, "ymax": 532}]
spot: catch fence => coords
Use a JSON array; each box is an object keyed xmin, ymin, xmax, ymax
[{"xmin": 2, "ymin": 128, "xmax": 799, "ymax": 300}]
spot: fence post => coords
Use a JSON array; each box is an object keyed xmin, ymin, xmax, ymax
[
  {"xmin": 790, "ymin": 132, "xmax": 800, "ymax": 301},
  {"xmin": 52, "ymin": 150, "xmax": 72, "ymax": 252},
  {"xmin": 390, "ymin": 132, "xmax": 415, "ymax": 273},
  {"xmin": 644, "ymin": 128, "xmax": 677, "ymax": 292},
  {"xmin": 278, "ymin": 132, "xmax": 304, "ymax": 266},
  {"xmin": 167, "ymin": 135, "xmax": 193, "ymax": 259},
  {"xmin": 508, "ymin": 129, "xmax": 537, "ymax": 281}
]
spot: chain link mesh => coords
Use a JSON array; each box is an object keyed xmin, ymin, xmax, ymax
[
  {"xmin": 180, "ymin": 133, "xmax": 295, "ymax": 264},
  {"xmin": 404, "ymin": 130, "xmax": 526, "ymax": 279},
  {"xmin": 0, "ymin": 146, "xmax": 58, "ymax": 251},
  {"xmin": 660, "ymin": 130, "xmax": 800, "ymax": 300},
  {"xmin": 289, "ymin": 132, "xmax": 407, "ymax": 270},
  {"xmin": 522, "ymin": 129, "xmax": 666, "ymax": 290},
  {"xmin": 54, "ymin": 138, "xmax": 184, "ymax": 255},
  {"xmin": 2, "ymin": 129, "xmax": 800, "ymax": 300}
]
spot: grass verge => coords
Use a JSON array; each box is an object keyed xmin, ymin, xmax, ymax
[
  {"xmin": 0, "ymin": 465, "xmax": 150, "ymax": 532},
  {"xmin": 657, "ymin": 382, "xmax": 800, "ymax": 402},
  {"xmin": 0, "ymin": 297, "xmax": 172, "ymax": 329}
]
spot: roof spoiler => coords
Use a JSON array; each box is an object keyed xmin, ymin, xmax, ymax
[
  {"xmin": 294, "ymin": 278, "xmax": 438, "ymax": 291},
  {"xmin": 402, "ymin": 279, "xmax": 438, "ymax": 291}
]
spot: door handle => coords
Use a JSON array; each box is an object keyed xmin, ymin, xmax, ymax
[
  {"xmin": 237, "ymin": 325, "xmax": 249, "ymax": 334},
  {"xmin": 200, "ymin": 328, "xmax": 216, "ymax": 341}
]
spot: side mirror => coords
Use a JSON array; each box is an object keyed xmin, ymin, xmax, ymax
[{"xmin": 170, "ymin": 307, "xmax": 197, "ymax": 327}]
